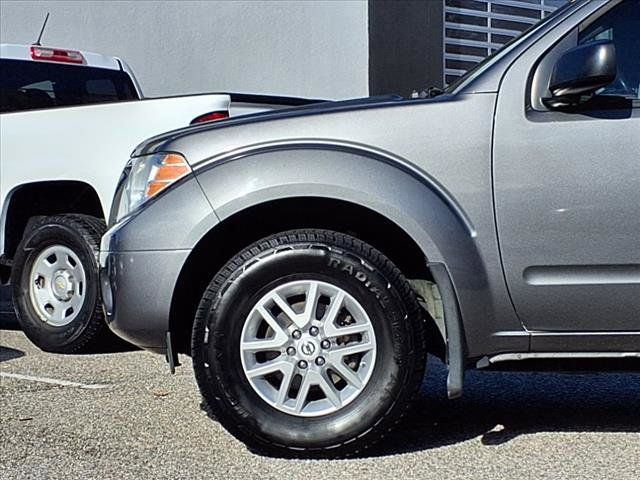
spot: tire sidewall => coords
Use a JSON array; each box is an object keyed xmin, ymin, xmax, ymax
[
  {"xmin": 195, "ymin": 243, "xmax": 416, "ymax": 449},
  {"xmin": 12, "ymin": 221, "xmax": 102, "ymax": 352}
]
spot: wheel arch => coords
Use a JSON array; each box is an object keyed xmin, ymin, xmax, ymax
[
  {"xmin": 170, "ymin": 196, "xmax": 450, "ymax": 358},
  {"xmin": 1, "ymin": 181, "xmax": 105, "ymax": 261},
  {"xmin": 169, "ymin": 144, "xmax": 486, "ymax": 363}
]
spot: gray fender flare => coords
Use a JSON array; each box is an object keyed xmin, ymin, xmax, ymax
[
  {"xmin": 194, "ymin": 141, "xmax": 481, "ymax": 269},
  {"xmin": 193, "ymin": 141, "xmax": 484, "ymax": 397}
]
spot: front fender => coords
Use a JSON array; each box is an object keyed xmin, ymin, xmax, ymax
[
  {"xmin": 195, "ymin": 141, "xmax": 485, "ymax": 293},
  {"xmin": 194, "ymin": 143, "xmax": 529, "ymax": 358},
  {"xmin": 193, "ymin": 140, "xmax": 528, "ymax": 358}
]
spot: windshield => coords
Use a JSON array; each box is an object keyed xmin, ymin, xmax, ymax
[{"xmin": 445, "ymin": 0, "xmax": 577, "ymax": 93}]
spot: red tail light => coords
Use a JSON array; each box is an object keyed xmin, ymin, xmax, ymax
[
  {"xmin": 30, "ymin": 46, "xmax": 84, "ymax": 64},
  {"xmin": 190, "ymin": 111, "xmax": 229, "ymax": 125}
]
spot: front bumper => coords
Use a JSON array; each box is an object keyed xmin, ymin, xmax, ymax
[
  {"xmin": 99, "ymin": 170, "xmax": 217, "ymax": 354},
  {"xmin": 100, "ymin": 248, "xmax": 190, "ymax": 353}
]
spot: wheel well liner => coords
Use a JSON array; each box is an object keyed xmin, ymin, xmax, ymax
[{"xmin": 2, "ymin": 181, "xmax": 104, "ymax": 259}]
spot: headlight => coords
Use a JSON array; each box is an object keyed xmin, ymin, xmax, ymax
[{"xmin": 115, "ymin": 153, "xmax": 191, "ymax": 221}]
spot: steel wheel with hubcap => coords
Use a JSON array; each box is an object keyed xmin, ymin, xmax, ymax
[
  {"xmin": 192, "ymin": 229, "xmax": 426, "ymax": 457},
  {"xmin": 29, "ymin": 244, "xmax": 87, "ymax": 326},
  {"xmin": 11, "ymin": 214, "xmax": 115, "ymax": 353}
]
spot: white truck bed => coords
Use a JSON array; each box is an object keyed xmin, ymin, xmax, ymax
[{"xmin": 0, "ymin": 93, "xmax": 230, "ymax": 254}]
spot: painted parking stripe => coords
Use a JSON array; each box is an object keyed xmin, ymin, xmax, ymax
[{"xmin": 0, "ymin": 372, "xmax": 109, "ymax": 389}]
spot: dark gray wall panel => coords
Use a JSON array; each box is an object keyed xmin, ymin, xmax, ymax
[{"xmin": 369, "ymin": 0, "xmax": 444, "ymax": 95}]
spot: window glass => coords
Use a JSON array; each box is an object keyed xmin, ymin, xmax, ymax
[
  {"xmin": 22, "ymin": 80, "xmax": 55, "ymax": 97},
  {"xmin": 578, "ymin": 0, "xmax": 640, "ymax": 99},
  {"xmin": 0, "ymin": 59, "xmax": 138, "ymax": 113},
  {"xmin": 86, "ymin": 79, "xmax": 119, "ymax": 100}
]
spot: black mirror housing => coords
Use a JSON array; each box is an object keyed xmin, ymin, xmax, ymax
[{"xmin": 544, "ymin": 40, "xmax": 616, "ymax": 108}]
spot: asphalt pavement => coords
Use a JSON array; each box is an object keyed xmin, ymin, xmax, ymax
[{"xmin": 1, "ymin": 310, "xmax": 639, "ymax": 480}]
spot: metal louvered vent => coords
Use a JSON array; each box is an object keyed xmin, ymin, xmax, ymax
[{"xmin": 443, "ymin": 0, "xmax": 567, "ymax": 86}]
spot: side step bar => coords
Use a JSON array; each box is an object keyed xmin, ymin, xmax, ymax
[{"xmin": 477, "ymin": 351, "xmax": 640, "ymax": 368}]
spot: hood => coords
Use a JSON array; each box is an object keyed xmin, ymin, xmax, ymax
[{"xmin": 132, "ymin": 94, "xmax": 413, "ymax": 157}]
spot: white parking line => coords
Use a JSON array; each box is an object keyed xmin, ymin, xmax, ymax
[{"xmin": 0, "ymin": 372, "xmax": 109, "ymax": 389}]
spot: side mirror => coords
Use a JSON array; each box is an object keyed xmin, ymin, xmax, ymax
[{"xmin": 543, "ymin": 40, "xmax": 616, "ymax": 108}]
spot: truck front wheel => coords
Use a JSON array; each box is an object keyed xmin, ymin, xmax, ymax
[
  {"xmin": 192, "ymin": 229, "xmax": 427, "ymax": 457},
  {"xmin": 11, "ymin": 214, "xmax": 112, "ymax": 353}
]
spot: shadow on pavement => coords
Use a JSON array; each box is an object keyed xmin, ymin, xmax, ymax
[
  {"xmin": 362, "ymin": 357, "xmax": 640, "ymax": 458},
  {"xmin": 0, "ymin": 345, "xmax": 25, "ymax": 362},
  {"xmin": 90, "ymin": 335, "xmax": 140, "ymax": 354}
]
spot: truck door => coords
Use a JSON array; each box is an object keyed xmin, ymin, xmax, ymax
[{"xmin": 493, "ymin": 0, "xmax": 640, "ymax": 335}]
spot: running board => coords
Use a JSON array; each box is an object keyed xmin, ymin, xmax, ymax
[{"xmin": 477, "ymin": 351, "xmax": 640, "ymax": 368}]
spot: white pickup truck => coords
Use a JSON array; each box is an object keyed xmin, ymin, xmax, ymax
[{"xmin": 0, "ymin": 43, "xmax": 321, "ymax": 353}]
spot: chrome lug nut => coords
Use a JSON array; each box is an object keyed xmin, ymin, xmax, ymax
[
  {"xmin": 315, "ymin": 357, "xmax": 325, "ymax": 366},
  {"xmin": 292, "ymin": 329, "xmax": 302, "ymax": 340},
  {"xmin": 321, "ymin": 339, "xmax": 331, "ymax": 349},
  {"xmin": 286, "ymin": 346, "xmax": 296, "ymax": 356},
  {"xmin": 298, "ymin": 360, "xmax": 308, "ymax": 369},
  {"xmin": 309, "ymin": 326, "xmax": 319, "ymax": 336}
]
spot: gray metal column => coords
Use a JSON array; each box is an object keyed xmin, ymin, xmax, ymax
[{"xmin": 368, "ymin": 0, "xmax": 444, "ymax": 96}]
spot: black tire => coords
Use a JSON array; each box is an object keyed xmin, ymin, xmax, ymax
[
  {"xmin": 192, "ymin": 229, "xmax": 426, "ymax": 457},
  {"xmin": 11, "ymin": 214, "xmax": 111, "ymax": 353}
]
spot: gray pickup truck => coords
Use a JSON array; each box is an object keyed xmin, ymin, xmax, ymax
[{"xmin": 100, "ymin": 0, "xmax": 639, "ymax": 457}]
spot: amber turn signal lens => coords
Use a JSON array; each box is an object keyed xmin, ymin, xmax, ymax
[{"xmin": 145, "ymin": 154, "xmax": 190, "ymax": 198}]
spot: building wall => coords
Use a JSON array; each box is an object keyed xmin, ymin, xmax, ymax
[
  {"xmin": 0, "ymin": 1, "xmax": 569, "ymax": 99},
  {"xmin": 443, "ymin": 0, "xmax": 567, "ymax": 85},
  {"xmin": 369, "ymin": 0, "xmax": 444, "ymax": 97},
  {"xmin": 0, "ymin": 0, "xmax": 369, "ymax": 99}
]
